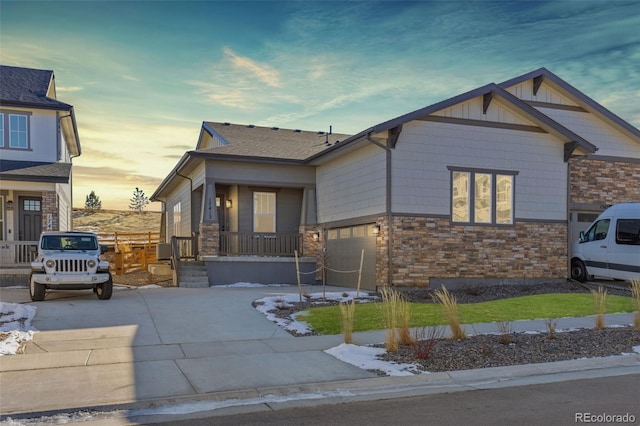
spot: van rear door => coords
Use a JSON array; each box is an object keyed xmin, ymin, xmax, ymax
[{"xmin": 607, "ymin": 218, "xmax": 640, "ymax": 280}]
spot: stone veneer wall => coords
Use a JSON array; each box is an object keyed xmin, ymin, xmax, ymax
[
  {"xmin": 570, "ymin": 158, "xmax": 640, "ymax": 205},
  {"xmin": 41, "ymin": 191, "xmax": 59, "ymax": 232},
  {"xmin": 300, "ymin": 225, "xmax": 324, "ymax": 281},
  {"xmin": 377, "ymin": 216, "xmax": 567, "ymax": 288},
  {"xmin": 198, "ymin": 222, "xmax": 219, "ymax": 257}
]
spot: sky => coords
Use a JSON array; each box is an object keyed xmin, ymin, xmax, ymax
[{"xmin": 1, "ymin": 1, "xmax": 639, "ymax": 210}]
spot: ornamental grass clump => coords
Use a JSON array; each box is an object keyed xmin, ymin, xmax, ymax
[
  {"xmin": 339, "ymin": 300, "xmax": 356, "ymax": 344},
  {"xmin": 378, "ymin": 286, "xmax": 400, "ymax": 352},
  {"xmin": 591, "ymin": 286, "xmax": 607, "ymax": 329},
  {"xmin": 433, "ymin": 285, "xmax": 466, "ymax": 340},
  {"xmin": 631, "ymin": 279, "xmax": 640, "ymax": 330}
]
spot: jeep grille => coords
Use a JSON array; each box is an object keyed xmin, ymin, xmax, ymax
[{"xmin": 53, "ymin": 259, "xmax": 90, "ymax": 273}]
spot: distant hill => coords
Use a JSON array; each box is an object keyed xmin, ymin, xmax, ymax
[{"xmin": 73, "ymin": 209, "xmax": 162, "ymax": 234}]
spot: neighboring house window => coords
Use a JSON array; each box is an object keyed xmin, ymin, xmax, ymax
[
  {"xmin": 9, "ymin": 114, "xmax": 29, "ymax": 149},
  {"xmin": 254, "ymin": 192, "xmax": 276, "ymax": 232},
  {"xmin": 173, "ymin": 202, "xmax": 181, "ymax": 236},
  {"xmin": 449, "ymin": 167, "xmax": 517, "ymax": 225},
  {"xmin": 0, "ymin": 113, "xmax": 4, "ymax": 147}
]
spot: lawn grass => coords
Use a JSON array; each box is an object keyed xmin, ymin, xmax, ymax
[{"xmin": 299, "ymin": 293, "xmax": 635, "ymax": 335}]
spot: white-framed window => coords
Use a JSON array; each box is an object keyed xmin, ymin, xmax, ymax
[
  {"xmin": 9, "ymin": 114, "xmax": 28, "ymax": 149},
  {"xmin": 449, "ymin": 167, "xmax": 517, "ymax": 225},
  {"xmin": 0, "ymin": 113, "xmax": 4, "ymax": 147},
  {"xmin": 173, "ymin": 202, "xmax": 181, "ymax": 236},
  {"xmin": 253, "ymin": 192, "xmax": 276, "ymax": 232}
]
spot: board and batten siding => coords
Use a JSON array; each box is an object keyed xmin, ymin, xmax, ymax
[
  {"xmin": 534, "ymin": 108, "xmax": 640, "ymax": 158},
  {"xmin": 392, "ymin": 120, "xmax": 568, "ymax": 221},
  {"xmin": 316, "ymin": 143, "xmax": 386, "ymax": 223}
]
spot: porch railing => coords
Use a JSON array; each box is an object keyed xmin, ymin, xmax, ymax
[
  {"xmin": 219, "ymin": 232, "xmax": 301, "ymax": 256},
  {"xmin": 0, "ymin": 241, "xmax": 38, "ymax": 268}
]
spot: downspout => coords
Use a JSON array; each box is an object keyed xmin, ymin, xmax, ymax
[{"xmin": 366, "ymin": 135, "xmax": 393, "ymax": 288}]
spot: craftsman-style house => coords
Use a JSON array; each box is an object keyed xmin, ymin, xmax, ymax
[{"xmin": 152, "ymin": 68, "xmax": 640, "ymax": 289}]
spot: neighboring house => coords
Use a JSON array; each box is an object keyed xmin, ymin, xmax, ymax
[
  {"xmin": 0, "ymin": 65, "xmax": 81, "ymax": 274},
  {"xmin": 152, "ymin": 68, "xmax": 639, "ymax": 289}
]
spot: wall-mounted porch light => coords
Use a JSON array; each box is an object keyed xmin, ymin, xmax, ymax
[
  {"xmin": 372, "ymin": 224, "xmax": 381, "ymax": 235},
  {"xmin": 6, "ymin": 200, "xmax": 13, "ymax": 210},
  {"xmin": 225, "ymin": 199, "xmax": 232, "ymax": 208},
  {"xmin": 312, "ymin": 232, "xmax": 320, "ymax": 241},
  {"xmin": 216, "ymin": 197, "xmax": 221, "ymax": 207}
]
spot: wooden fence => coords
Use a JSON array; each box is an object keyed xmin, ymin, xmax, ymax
[{"xmin": 98, "ymin": 232, "xmax": 162, "ymax": 275}]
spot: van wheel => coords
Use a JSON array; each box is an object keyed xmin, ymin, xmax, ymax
[
  {"xmin": 96, "ymin": 274, "xmax": 113, "ymax": 300},
  {"xmin": 29, "ymin": 274, "xmax": 46, "ymax": 301},
  {"xmin": 571, "ymin": 259, "xmax": 588, "ymax": 283}
]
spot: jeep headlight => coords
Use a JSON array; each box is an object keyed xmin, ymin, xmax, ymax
[
  {"xmin": 87, "ymin": 259, "xmax": 97, "ymax": 268},
  {"xmin": 45, "ymin": 259, "xmax": 56, "ymax": 269}
]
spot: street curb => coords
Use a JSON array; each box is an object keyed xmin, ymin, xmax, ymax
[{"xmin": 3, "ymin": 354, "xmax": 639, "ymax": 424}]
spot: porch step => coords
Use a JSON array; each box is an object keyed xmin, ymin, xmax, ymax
[{"xmin": 177, "ymin": 261, "xmax": 209, "ymax": 288}]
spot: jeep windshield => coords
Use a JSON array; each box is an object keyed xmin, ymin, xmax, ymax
[{"xmin": 41, "ymin": 235, "xmax": 99, "ymax": 251}]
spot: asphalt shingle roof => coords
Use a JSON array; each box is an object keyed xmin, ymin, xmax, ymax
[
  {"xmin": 199, "ymin": 122, "xmax": 351, "ymax": 161},
  {"xmin": 0, "ymin": 65, "xmax": 72, "ymax": 110},
  {"xmin": 0, "ymin": 160, "xmax": 71, "ymax": 183}
]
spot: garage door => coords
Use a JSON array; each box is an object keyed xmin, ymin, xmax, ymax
[{"xmin": 326, "ymin": 224, "xmax": 377, "ymax": 290}]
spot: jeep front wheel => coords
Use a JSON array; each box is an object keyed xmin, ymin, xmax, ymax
[
  {"xmin": 29, "ymin": 274, "xmax": 46, "ymax": 301},
  {"xmin": 96, "ymin": 274, "xmax": 113, "ymax": 300}
]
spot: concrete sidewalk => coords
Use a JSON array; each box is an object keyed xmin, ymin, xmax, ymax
[{"xmin": 1, "ymin": 285, "xmax": 639, "ymax": 422}]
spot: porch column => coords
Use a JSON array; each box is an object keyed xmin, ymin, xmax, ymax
[
  {"xmin": 41, "ymin": 191, "xmax": 59, "ymax": 232},
  {"xmin": 198, "ymin": 179, "xmax": 219, "ymax": 258}
]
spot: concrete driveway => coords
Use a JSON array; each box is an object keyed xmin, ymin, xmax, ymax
[{"xmin": 0, "ymin": 285, "xmax": 376, "ymax": 415}]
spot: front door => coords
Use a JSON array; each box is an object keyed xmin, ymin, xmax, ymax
[{"xmin": 19, "ymin": 197, "xmax": 42, "ymax": 241}]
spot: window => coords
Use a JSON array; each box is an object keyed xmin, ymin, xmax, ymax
[
  {"xmin": 23, "ymin": 199, "xmax": 41, "ymax": 211},
  {"xmin": 0, "ymin": 113, "xmax": 4, "ymax": 147},
  {"xmin": 449, "ymin": 167, "xmax": 517, "ymax": 225},
  {"xmin": 253, "ymin": 192, "xmax": 276, "ymax": 232},
  {"xmin": 173, "ymin": 202, "xmax": 181, "ymax": 236},
  {"xmin": 9, "ymin": 114, "xmax": 28, "ymax": 149},
  {"xmin": 616, "ymin": 219, "xmax": 640, "ymax": 245},
  {"xmin": 584, "ymin": 219, "xmax": 610, "ymax": 242}
]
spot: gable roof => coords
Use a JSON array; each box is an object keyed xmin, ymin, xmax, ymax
[
  {"xmin": 198, "ymin": 122, "xmax": 350, "ymax": 161},
  {"xmin": 0, "ymin": 65, "xmax": 72, "ymax": 110},
  {"xmin": 311, "ymin": 80, "xmax": 598, "ymax": 163},
  {"xmin": 499, "ymin": 67, "xmax": 640, "ymax": 140}
]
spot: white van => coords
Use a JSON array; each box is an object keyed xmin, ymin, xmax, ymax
[{"xmin": 571, "ymin": 202, "xmax": 640, "ymax": 282}]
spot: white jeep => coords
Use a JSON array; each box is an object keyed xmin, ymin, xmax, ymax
[{"xmin": 30, "ymin": 231, "xmax": 113, "ymax": 301}]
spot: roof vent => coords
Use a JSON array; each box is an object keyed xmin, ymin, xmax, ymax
[
  {"xmin": 294, "ymin": 129, "xmax": 301, "ymax": 133},
  {"xmin": 272, "ymin": 127, "xmax": 280, "ymax": 130},
  {"xmin": 248, "ymin": 124, "xmax": 255, "ymax": 128},
  {"xmin": 223, "ymin": 122, "xmax": 230, "ymax": 126},
  {"xmin": 317, "ymin": 131, "xmax": 325, "ymax": 135}
]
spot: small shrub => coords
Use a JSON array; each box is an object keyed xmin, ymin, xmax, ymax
[
  {"xmin": 545, "ymin": 318, "xmax": 557, "ymax": 340},
  {"xmin": 303, "ymin": 293, "xmax": 312, "ymax": 301},
  {"xmin": 591, "ymin": 286, "xmax": 607, "ymax": 329},
  {"xmin": 339, "ymin": 300, "xmax": 356, "ymax": 344},
  {"xmin": 631, "ymin": 279, "xmax": 640, "ymax": 330},
  {"xmin": 496, "ymin": 321, "xmax": 513, "ymax": 345},
  {"xmin": 463, "ymin": 285, "xmax": 480, "ymax": 296},
  {"xmin": 412, "ymin": 326, "xmax": 444, "ymax": 360},
  {"xmin": 342, "ymin": 292, "xmax": 349, "ymax": 298},
  {"xmin": 433, "ymin": 286, "xmax": 466, "ymax": 340}
]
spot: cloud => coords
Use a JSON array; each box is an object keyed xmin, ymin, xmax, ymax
[
  {"xmin": 57, "ymin": 86, "xmax": 83, "ymax": 93},
  {"xmin": 223, "ymin": 47, "xmax": 281, "ymax": 88},
  {"xmin": 122, "ymin": 74, "xmax": 140, "ymax": 81}
]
